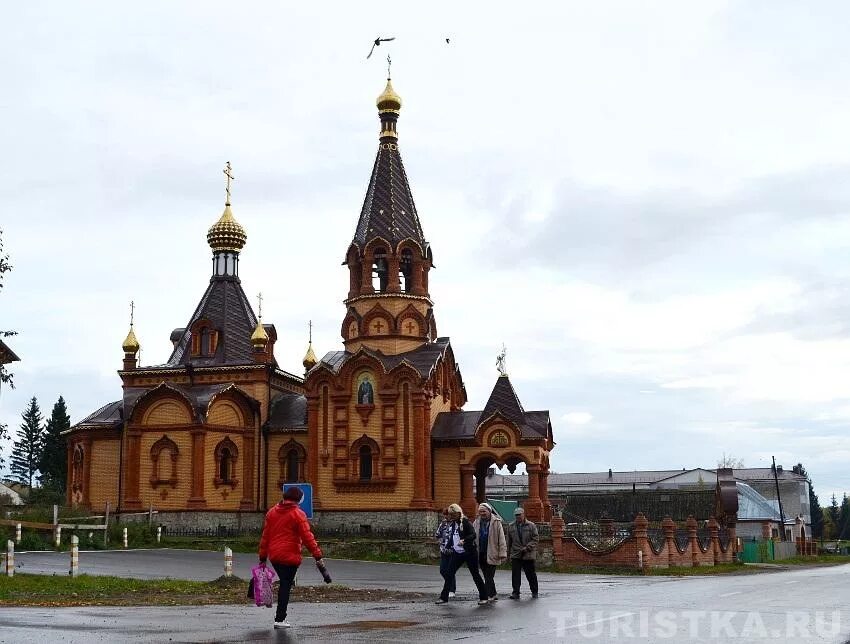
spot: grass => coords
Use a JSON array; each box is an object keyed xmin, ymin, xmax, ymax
[
  {"xmin": 0, "ymin": 574, "xmax": 424, "ymax": 607},
  {"xmin": 776, "ymin": 554, "xmax": 850, "ymax": 566}
]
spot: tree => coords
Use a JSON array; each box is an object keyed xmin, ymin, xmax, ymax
[
  {"xmin": 39, "ymin": 396, "xmax": 70, "ymax": 491},
  {"xmin": 826, "ymin": 494, "xmax": 840, "ymax": 539},
  {"xmin": 717, "ymin": 452, "xmax": 744, "ymax": 469},
  {"xmin": 10, "ymin": 397, "xmax": 43, "ymax": 490},
  {"xmin": 792, "ymin": 463, "xmax": 824, "ymax": 539},
  {"xmin": 0, "ymin": 227, "xmax": 17, "ymax": 390},
  {"xmin": 839, "ymin": 494, "xmax": 850, "ymax": 541}
]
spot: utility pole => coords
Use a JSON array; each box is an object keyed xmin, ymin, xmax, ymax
[{"xmin": 772, "ymin": 456, "xmax": 787, "ymax": 541}]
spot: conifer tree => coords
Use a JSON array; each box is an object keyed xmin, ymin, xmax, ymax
[
  {"xmin": 827, "ymin": 494, "xmax": 840, "ymax": 539},
  {"xmin": 839, "ymin": 494, "xmax": 850, "ymax": 540},
  {"xmin": 10, "ymin": 397, "xmax": 43, "ymax": 490},
  {"xmin": 39, "ymin": 396, "xmax": 70, "ymax": 491}
]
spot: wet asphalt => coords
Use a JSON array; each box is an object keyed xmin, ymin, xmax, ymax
[{"xmin": 2, "ymin": 549, "xmax": 849, "ymax": 643}]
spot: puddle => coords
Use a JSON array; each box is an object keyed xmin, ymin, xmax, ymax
[{"xmin": 315, "ymin": 620, "xmax": 420, "ymax": 631}]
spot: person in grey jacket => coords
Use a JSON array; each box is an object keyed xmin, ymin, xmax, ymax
[
  {"xmin": 471, "ymin": 502, "xmax": 507, "ymax": 602},
  {"xmin": 505, "ymin": 506, "xmax": 539, "ymax": 598}
]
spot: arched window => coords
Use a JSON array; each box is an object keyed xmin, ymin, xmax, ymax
[
  {"xmin": 286, "ymin": 448, "xmax": 300, "ymax": 483},
  {"xmin": 213, "ymin": 437, "xmax": 239, "ymax": 488},
  {"xmin": 71, "ymin": 445, "xmax": 84, "ymax": 492},
  {"xmin": 359, "ymin": 444, "xmax": 373, "ymax": 480},
  {"xmin": 399, "ymin": 248, "xmax": 413, "ymax": 292},
  {"xmin": 150, "ymin": 435, "xmax": 179, "ymax": 488},
  {"xmin": 372, "ymin": 247, "xmax": 388, "ymax": 292}
]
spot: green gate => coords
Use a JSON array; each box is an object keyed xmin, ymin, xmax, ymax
[{"xmin": 740, "ymin": 539, "xmax": 774, "ymax": 563}]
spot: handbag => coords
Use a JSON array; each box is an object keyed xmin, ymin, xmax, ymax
[{"xmin": 251, "ymin": 563, "xmax": 276, "ymax": 608}]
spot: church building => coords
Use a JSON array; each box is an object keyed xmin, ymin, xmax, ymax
[{"xmin": 64, "ymin": 78, "xmax": 555, "ymax": 530}]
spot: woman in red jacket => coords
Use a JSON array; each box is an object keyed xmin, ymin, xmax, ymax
[{"xmin": 258, "ymin": 487, "xmax": 324, "ymax": 628}]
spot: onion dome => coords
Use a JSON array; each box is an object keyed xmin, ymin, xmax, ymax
[
  {"xmin": 207, "ymin": 203, "xmax": 247, "ymax": 253},
  {"xmin": 122, "ymin": 327, "xmax": 140, "ymax": 354},
  {"xmin": 302, "ymin": 341, "xmax": 317, "ymax": 371},
  {"xmin": 376, "ymin": 79, "xmax": 402, "ymax": 113},
  {"xmin": 250, "ymin": 319, "xmax": 269, "ymax": 350}
]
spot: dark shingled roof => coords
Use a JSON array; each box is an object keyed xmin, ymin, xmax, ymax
[
  {"xmin": 165, "ymin": 277, "xmax": 266, "ymax": 368},
  {"xmin": 0, "ymin": 338, "xmax": 20, "ymax": 364},
  {"xmin": 431, "ymin": 375, "xmax": 552, "ymax": 443},
  {"xmin": 313, "ymin": 337, "xmax": 453, "ymax": 379},
  {"xmin": 71, "ymin": 400, "xmax": 123, "ymax": 430},
  {"xmin": 266, "ymin": 391, "xmax": 308, "ymax": 430},
  {"xmin": 481, "ymin": 375, "xmax": 525, "ymax": 426},
  {"xmin": 350, "ymin": 141, "xmax": 428, "ymax": 255}
]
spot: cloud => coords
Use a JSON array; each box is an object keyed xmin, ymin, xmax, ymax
[{"xmin": 562, "ymin": 412, "xmax": 593, "ymax": 425}]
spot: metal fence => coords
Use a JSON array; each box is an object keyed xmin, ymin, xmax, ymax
[
  {"xmin": 162, "ymin": 526, "xmax": 259, "ymax": 539},
  {"xmin": 563, "ymin": 523, "xmax": 632, "ymax": 552}
]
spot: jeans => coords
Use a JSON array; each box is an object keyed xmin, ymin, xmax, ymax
[
  {"xmin": 439, "ymin": 552, "xmax": 456, "ymax": 593},
  {"xmin": 270, "ymin": 561, "xmax": 299, "ymax": 622},
  {"xmin": 479, "ymin": 551, "xmax": 497, "ymax": 598},
  {"xmin": 440, "ymin": 549, "xmax": 487, "ymax": 601},
  {"xmin": 511, "ymin": 558, "xmax": 538, "ymax": 595}
]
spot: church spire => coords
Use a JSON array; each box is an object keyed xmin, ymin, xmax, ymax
[{"xmin": 122, "ymin": 300, "xmax": 140, "ymax": 370}]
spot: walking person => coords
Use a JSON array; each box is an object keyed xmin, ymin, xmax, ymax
[
  {"xmin": 435, "ymin": 503, "xmax": 489, "ymax": 605},
  {"xmin": 506, "ymin": 506, "xmax": 539, "ymax": 599},
  {"xmin": 434, "ymin": 507, "xmax": 456, "ymax": 598},
  {"xmin": 472, "ymin": 502, "xmax": 507, "ymax": 602},
  {"xmin": 258, "ymin": 487, "xmax": 325, "ymax": 628}
]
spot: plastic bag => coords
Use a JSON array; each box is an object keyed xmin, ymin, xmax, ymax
[{"xmin": 251, "ymin": 563, "xmax": 276, "ymax": 608}]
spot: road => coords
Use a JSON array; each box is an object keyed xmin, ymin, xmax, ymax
[{"xmin": 2, "ymin": 549, "xmax": 849, "ymax": 643}]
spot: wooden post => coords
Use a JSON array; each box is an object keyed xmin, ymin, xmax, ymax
[
  {"xmin": 70, "ymin": 535, "xmax": 79, "ymax": 577},
  {"xmin": 122, "ymin": 527, "xmax": 128, "ymax": 549},
  {"xmin": 4, "ymin": 540, "xmax": 13, "ymax": 577},
  {"xmin": 148, "ymin": 505, "xmax": 153, "ymax": 528},
  {"xmin": 53, "ymin": 504, "xmax": 58, "ymax": 528},
  {"xmin": 54, "ymin": 526, "xmax": 62, "ymax": 549},
  {"xmin": 156, "ymin": 526, "xmax": 162, "ymax": 544},
  {"xmin": 103, "ymin": 502, "xmax": 110, "ymax": 549},
  {"xmin": 15, "ymin": 523, "xmax": 21, "ymax": 545}
]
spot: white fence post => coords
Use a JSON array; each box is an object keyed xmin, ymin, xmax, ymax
[
  {"xmin": 54, "ymin": 526, "xmax": 62, "ymax": 549},
  {"xmin": 15, "ymin": 523, "xmax": 21, "ymax": 545},
  {"xmin": 224, "ymin": 546, "xmax": 233, "ymax": 577},
  {"xmin": 156, "ymin": 526, "xmax": 161, "ymax": 544},
  {"xmin": 5, "ymin": 540, "xmax": 13, "ymax": 577},
  {"xmin": 638, "ymin": 549, "xmax": 644, "ymax": 570},
  {"xmin": 122, "ymin": 527, "xmax": 128, "ymax": 549},
  {"xmin": 70, "ymin": 535, "xmax": 79, "ymax": 577}
]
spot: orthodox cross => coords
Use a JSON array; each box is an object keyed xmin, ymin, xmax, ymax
[
  {"xmin": 386, "ymin": 54, "xmax": 392, "ymax": 79},
  {"xmin": 257, "ymin": 292, "xmax": 263, "ymax": 320},
  {"xmin": 373, "ymin": 319, "xmax": 384, "ymax": 334},
  {"xmin": 223, "ymin": 161, "xmax": 235, "ymax": 204},
  {"xmin": 129, "ymin": 300, "xmax": 135, "ymax": 328},
  {"xmin": 496, "ymin": 344, "xmax": 507, "ymax": 376},
  {"xmin": 308, "ymin": 319, "xmax": 313, "ymax": 343},
  {"xmin": 406, "ymin": 321, "xmax": 416, "ymax": 334}
]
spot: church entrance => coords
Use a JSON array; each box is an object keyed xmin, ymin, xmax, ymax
[{"xmin": 460, "ymin": 450, "xmax": 550, "ymax": 523}]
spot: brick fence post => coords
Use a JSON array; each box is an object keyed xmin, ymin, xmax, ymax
[
  {"xmin": 708, "ymin": 517, "xmax": 720, "ymax": 565},
  {"xmin": 550, "ymin": 514, "xmax": 565, "ymax": 566},
  {"xmin": 687, "ymin": 516, "xmax": 699, "ymax": 567},
  {"xmin": 633, "ymin": 513, "xmax": 649, "ymax": 570},
  {"xmin": 662, "ymin": 516, "xmax": 676, "ymax": 567}
]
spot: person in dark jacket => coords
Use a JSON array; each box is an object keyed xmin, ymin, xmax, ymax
[
  {"xmin": 258, "ymin": 487, "xmax": 324, "ymax": 628},
  {"xmin": 435, "ymin": 503, "xmax": 488, "ymax": 605},
  {"xmin": 434, "ymin": 507, "xmax": 456, "ymax": 597},
  {"xmin": 506, "ymin": 506, "xmax": 539, "ymax": 599}
]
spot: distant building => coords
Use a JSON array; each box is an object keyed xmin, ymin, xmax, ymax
[{"xmin": 0, "ymin": 481, "xmax": 24, "ymax": 505}]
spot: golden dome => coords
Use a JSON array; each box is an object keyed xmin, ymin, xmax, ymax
[
  {"xmin": 122, "ymin": 327, "xmax": 140, "ymax": 354},
  {"xmin": 302, "ymin": 342, "xmax": 317, "ymax": 371},
  {"xmin": 207, "ymin": 204, "xmax": 247, "ymax": 253},
  {"xmin": 251, "ymin": 320, "xmax": 269, "ymax": 349},
  {"xmin": 376, "ymin": 79, "xmax": 402, "ymax": 113}
]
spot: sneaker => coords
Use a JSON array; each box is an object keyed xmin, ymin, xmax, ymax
[
  {"xmin": 488, "ymin": 595, "xmax": 498, "ymax": 603},
  {"xmin": 509, "ymin": 593, "xmax": 520, "ymax": 600},
  {"xmin": 273, "ymin": 620, "xmax": 291, "ymax": 628},
  {"xmin": 477, "ymin": 599, "xmax": 490, "ymax": 605},
  {"xmin": 531, "ymin": 593, "xmax": 539, "ymax": 598},
  {"xmin": 434, "ymin": 599, "xmax": 448, "ymax": 604},
  {"xmin": 448, "ymin": 592, "xmax": 456, "ymax": 598}
]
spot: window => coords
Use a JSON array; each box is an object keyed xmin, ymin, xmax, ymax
[
  {"xmin": 71, "ymin": 445, "xmax": 84, "ymax": 492},
  {"xmin": 399, "ymin": 249, "xmax": 413, "ymax": 292},
  {"xmin": 286, "ymin": 448, "xmax": 300, "ymax": 483},
  {"xmin": 359, "ymin": 444, "xmax": 373, "ymax": 480},
  {"xmin": 213, "ymin": 438, "xmax": 239, "ymax": 488},
  {"xmin": 150, "ymin": 435, "xmax": 179, "ymax": 488}
]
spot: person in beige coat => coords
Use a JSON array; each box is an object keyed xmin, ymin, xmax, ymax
[{"xmin": 472, "ymin": 502, "xmax": 508, "ymax": 602}]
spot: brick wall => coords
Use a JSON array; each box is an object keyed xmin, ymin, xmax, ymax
[{"xmin": 87, "ymin": 438, "xmax": 120, "ymax": 512}]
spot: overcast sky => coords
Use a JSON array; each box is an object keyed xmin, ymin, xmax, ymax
[{"xmin": 2, "ymin": 1, "xmax": 850, "ymax": 502}]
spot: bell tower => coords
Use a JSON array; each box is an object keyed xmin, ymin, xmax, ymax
[{"xmin": 342, "ymin": 77, "xmax": 436, "ymax": 355}]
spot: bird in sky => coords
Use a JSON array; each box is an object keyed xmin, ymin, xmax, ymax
[{"xmin": 367, "ymin": 36, "xmax": 396, "ymax": 59}]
